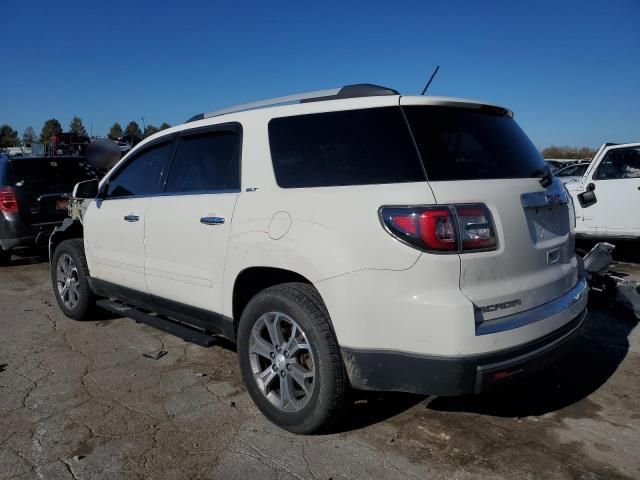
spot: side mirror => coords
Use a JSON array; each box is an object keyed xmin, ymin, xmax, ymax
[
  {"xmin": 73, "ymin": 179, "xmax": 100, "ymax": 199},
  {"xmin": 578, "ymin": 183, "xmax": 597, "ymax": 208}
]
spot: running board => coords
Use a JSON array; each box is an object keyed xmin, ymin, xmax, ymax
[{"xmin": 96, "ymin": 299, "xmax": 218, "ymax": 347}]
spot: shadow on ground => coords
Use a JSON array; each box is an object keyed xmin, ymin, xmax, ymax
[{"xmin": 3, "ymin": 247, "xmax": 49, "ymax": 267}]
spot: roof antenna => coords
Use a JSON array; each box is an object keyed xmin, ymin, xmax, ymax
[{"xmin": 420, "ymin": 65, "xmax": 440, "ymax": 95}]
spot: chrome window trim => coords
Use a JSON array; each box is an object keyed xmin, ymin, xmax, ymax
[
  {"xmin": 475, "ymin": 278, "xmax": 588, "ymax": 336},
  {"xmin": 98, "ymin": 188, "xmax": 242, "ymax": 201}
]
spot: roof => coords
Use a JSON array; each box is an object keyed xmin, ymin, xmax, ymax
[{"xmin": 185, "ymin": 83, "xmax": 511, "ymax": 123}]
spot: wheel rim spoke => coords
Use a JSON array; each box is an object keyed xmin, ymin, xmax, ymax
[
  {"xmin": 255, "ymin": 366, "xmax": 277, "ymax": 393},
  {"xmin": 279, "ymin": 375, "xmax": 296, "ymax": 409},
  {"xmin": 288, "ymin": 363, "xmax": 313, "ymax": 395},
  {"xmin": 250, "ymin": 329, "xmax": 274, "ymax": 360},
  {"xmin": 264, "ymin": 314, "xmax": 286, "ymax": 347},
  {"xmin": 287, "ymin": 338, "xmax": 309, "ymax": 357}
]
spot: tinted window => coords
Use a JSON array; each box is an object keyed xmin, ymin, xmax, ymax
[
  {"xmin": 10, "ymin": 157, "xmax": 98, "ymax": 193},
  {"xmin": 106, "ymin": 141, "xmax": 173, "ymax": 198},
  {"xmin": 165, "ymin": 130, "xmax": 240, "ymax": 193},
  {"xmin": 593, "ymin": 147, "xmax": 640, "ymax": 180},
  {"xmin": 405, "ymin": 106, "xmax": 547, "ymax": 181},
  {"xmin": 269, "ymin": 107, "xmax": 425, "ymax": 188}
]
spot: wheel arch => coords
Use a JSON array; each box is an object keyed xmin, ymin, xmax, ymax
[
  {"xmin": 231, "ymin": 266, "xmax": 328, "ymax": 337},
  {"xmin": 49, "ymin": 218, "xmax": 84, "ymax": 263}
]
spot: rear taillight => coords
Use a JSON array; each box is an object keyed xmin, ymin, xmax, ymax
[
  {"xmin": 380, "ymin": 204, "xmax": 497, "ymax": 253},
  {"xmin": 0, "ymin": 187, "xmax": 18, "ymax": 214}
]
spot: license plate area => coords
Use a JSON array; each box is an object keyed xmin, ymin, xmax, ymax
[
  {"xmin": 56, "ymin": 198, "xmax": 69, "ymax": 211},
  {"xmin": 525, "ymin": 205, "xmax": 570, "ymax": 245}
]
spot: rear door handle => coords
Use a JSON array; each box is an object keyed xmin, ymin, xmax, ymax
[
  {"xmin": 200, "ymin": 216, "xmax": 225, "ymax": 225},
  {"xmin": 124, "ymin": 214, "xmax": 140, "ymax": 222}
]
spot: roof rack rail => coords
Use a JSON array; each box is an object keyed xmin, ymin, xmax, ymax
[{"xmin": 186, "ymin": 83, "xmax": 399, "ymax": 123}]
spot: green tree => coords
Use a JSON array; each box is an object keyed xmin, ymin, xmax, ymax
[
  {"xmin": 143, "ymin": 124, "xmax": 160, "ymax": 138},
  {"xmin": 159, "ymin": 122, "xmax": 171, "ymax": 130},
  {"xmin": 69, "ymin": 115, "xmax": 87, "ymax": 137},
  {"xmin": 39, "ymin": 119, "xmax": 63, "ymax": 143},
  {"xmin": 0, "ymin": 124, "xmax": 20, "ymax": 148},
  {"xmin": 23, "ymin": 126, "xmax": 37, "ymax": 143},
  {"xmin": 108, "ymin": 122, "xmax": 123, "ymax": 140},
  {"xmin": 125, "ymin": 121, "xmax": 142, "ymax": 139}
]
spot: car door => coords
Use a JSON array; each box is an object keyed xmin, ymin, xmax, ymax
[
  {"xmin": 144, "ymin": 124, "xmax": 241, "ymax": 313},
  {"xmin": 84, "ymin": 138, "xmax": 175, "ymax": 293},
  {"xmin": 582, "ymin": 145, "xmax": 640, "ymax": 236}
]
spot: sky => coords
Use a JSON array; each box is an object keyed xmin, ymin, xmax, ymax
[{"xmin": 1, "ymin": 0, "xmax": 639, "ymax": 148}]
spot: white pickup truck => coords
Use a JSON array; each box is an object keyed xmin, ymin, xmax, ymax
[{"xmin": 566, "ymin": 142, "xmax": 640, "ymax": 240}]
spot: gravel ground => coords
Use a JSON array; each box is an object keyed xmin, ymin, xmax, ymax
[{"xmin": 1, "ymin": 255, "xmax": 639, "ymax": 479}]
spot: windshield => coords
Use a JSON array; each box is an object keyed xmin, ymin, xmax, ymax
[
  {"xmin": 10, "ymin": 157, "xmax": 98, "ymax": 193},
  {"xmin": 557, "ymin": 164, "xmax": 588, "ymax": 177},
  {"xmin": 404, "ymin": 106, "xmax": 547, "ymax": 181}
]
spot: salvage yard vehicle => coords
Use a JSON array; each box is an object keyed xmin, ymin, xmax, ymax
[
  {"xmin": 0, "ymin": 156, "xmax": 97, "ymax": 265},
  {"xmin": 49, "ymin": 84, "xmax": 588, "ymax": 433},
  {"xmin": 566, "ymin": 142, "xmax": 640, "ymax": 240}
]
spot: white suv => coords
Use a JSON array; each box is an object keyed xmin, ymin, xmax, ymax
[{"xmin": 50, "ymin": 84, "xmax": 588, "ymax": 433}]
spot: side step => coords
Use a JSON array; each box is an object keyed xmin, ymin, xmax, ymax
[{"xmin": 96, "ymin": 299, "xmax": 218, "ymax": 347}]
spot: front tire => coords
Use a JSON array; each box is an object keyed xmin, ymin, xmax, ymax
[
  {"xmin": 51, "ymin": 239, "xmax": 95, "ymax": 320},
  {"xmin": 237, "ymin": 283, "xmax": 347, "ymax": 434}
]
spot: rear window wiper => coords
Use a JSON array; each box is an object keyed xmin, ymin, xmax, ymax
[{"xmin": 533, "ymin": 167, "xmax": 553, "ymax": 188}]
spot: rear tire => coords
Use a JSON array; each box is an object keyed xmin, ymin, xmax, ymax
[
  {"xmin": 237, "ymin": 282, "xmax": 347, "ymax": 434},
  {"xmin": 51, "ymin": 239, "xmax": 95, "ymax": 321},
  {"xmin": 0, "ymin": 248, "xmax": 10, "ymax": 266}
]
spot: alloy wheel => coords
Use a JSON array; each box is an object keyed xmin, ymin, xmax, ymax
[
  {"xmin": 249, "ymin": 312, "xmax": 316, "ymax": 412},
  {"xmin": 56, "ymin": 254, "xmax": 80, "ymax": 310}
]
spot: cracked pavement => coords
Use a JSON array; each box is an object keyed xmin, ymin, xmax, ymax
[{"xmin": 1, "ymin": 256, "xmax": 639, "ymax": 479}]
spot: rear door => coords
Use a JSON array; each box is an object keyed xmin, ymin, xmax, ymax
[
  {"xmin": 582, "ymin": 144, "xmax": 640, "ymax": 237},
  {"xmin": 403, "ymin": 99, "xmax": 578, "ymax": 320},
  {"xmin": 144, "ymin": 124, "xmax": 241, "ymax": 312},
  {"xmin": 84, "ymin": 139, "xmax": 175, "ymax": 293}
]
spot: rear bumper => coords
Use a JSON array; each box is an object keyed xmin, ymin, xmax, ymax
[
  {"xmin": 0, "ymin": 221, "xmax": 62, "ymax": 250},
  {"xmin": 342, "ymin": 293, "xmax": 588, "ymax": 396}
]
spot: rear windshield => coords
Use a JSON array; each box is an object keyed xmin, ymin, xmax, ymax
[
  {"xmin": 404, "ymin": 106, "xmax": 546, "ymax": 181},
  {"xmin": 268, "ymin": 107, "xmax": 426, "ymax": 188},
  {"xmin": 9, "ymin": 157, "xmax": 98, "ymax": 193}
]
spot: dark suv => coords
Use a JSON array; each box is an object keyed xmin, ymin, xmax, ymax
[{"xmin": 0, "ymin": 156, "xmax": 97, "ymax": 265}]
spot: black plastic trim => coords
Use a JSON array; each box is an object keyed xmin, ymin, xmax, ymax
[
  {"xmin": 90, "ymin": 278, "xmax": 236, "ymax": 341},
  {"xmin": 341, "ymin": 309, "xmax": 586, "ymax": 396}
]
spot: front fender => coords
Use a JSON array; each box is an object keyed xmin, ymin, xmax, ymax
[{"xmin": 49, "ymin": 218, "xmax": 83, "ymax": 263}]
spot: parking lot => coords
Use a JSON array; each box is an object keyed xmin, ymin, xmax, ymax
[{"xmin": 1, "ymin": 256, "xmax": 639, "ymax": 480}]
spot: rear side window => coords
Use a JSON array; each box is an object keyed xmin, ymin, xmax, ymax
[
  {"xmin": 593, "ymin": 146, "xmax": 640, "ymax": 180},
  {"xmin": 404, "ymin": 106, "xmax": 547, "ymax": 181},
  {"xmin": 165, "ymin": 130, "xmax": 240, "ymax": 193},
  {"xmin": 269, "ymin": 107, "xmax": 425, "ymax": 188},
  {"xmin": 10, "ymin": 158, "xmax": 97, "ymax": 193},
  {"xmin": 106, "ymin": 141, "xmax": 173, "ymax": 198}
]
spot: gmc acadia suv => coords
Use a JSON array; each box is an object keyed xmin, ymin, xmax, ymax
[{"xmin": 49, "ymin": 84, "xmax": 588, "ymax": 433}]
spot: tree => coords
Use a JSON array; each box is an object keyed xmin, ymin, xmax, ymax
[
  {"xmin": 108, "ymin": 122, "xmax": 123, "ymax": 140},
  {"xmin": 39, "ymin": 119, "xmax": 63, "ymax": 143},
  {"xmin": 69, "ymin": 116, "xmax": 87, "ymax": 137},
  {"xmin": 159, "ymin": 122, "xmax": 171, "ymax": 131},
  {"xmin": 0, "ymin": 124, "xmax": 20, "ymax": 148},
  {"xmin": 143, "ymin": 124, "xmax": 160, "ymax": 138},
  {"xmin": 541, "ymin": 145, "xmax": 597, "ymax": 160},
  {"xmin": 124, "ymin": 121, "xmax": 142, "ymax": 139},
  {"xmin": 23, "ymin": 126, "xmax": 37, "ymax": 143}
]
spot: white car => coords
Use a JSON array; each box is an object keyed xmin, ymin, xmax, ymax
[
  {"xmin": 566, "ymin": 142, "xmax": 640, "ymax": 240},
  {"xmin": 49, "ymin": 84, "xmax": 588, "ymax": 433}
]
